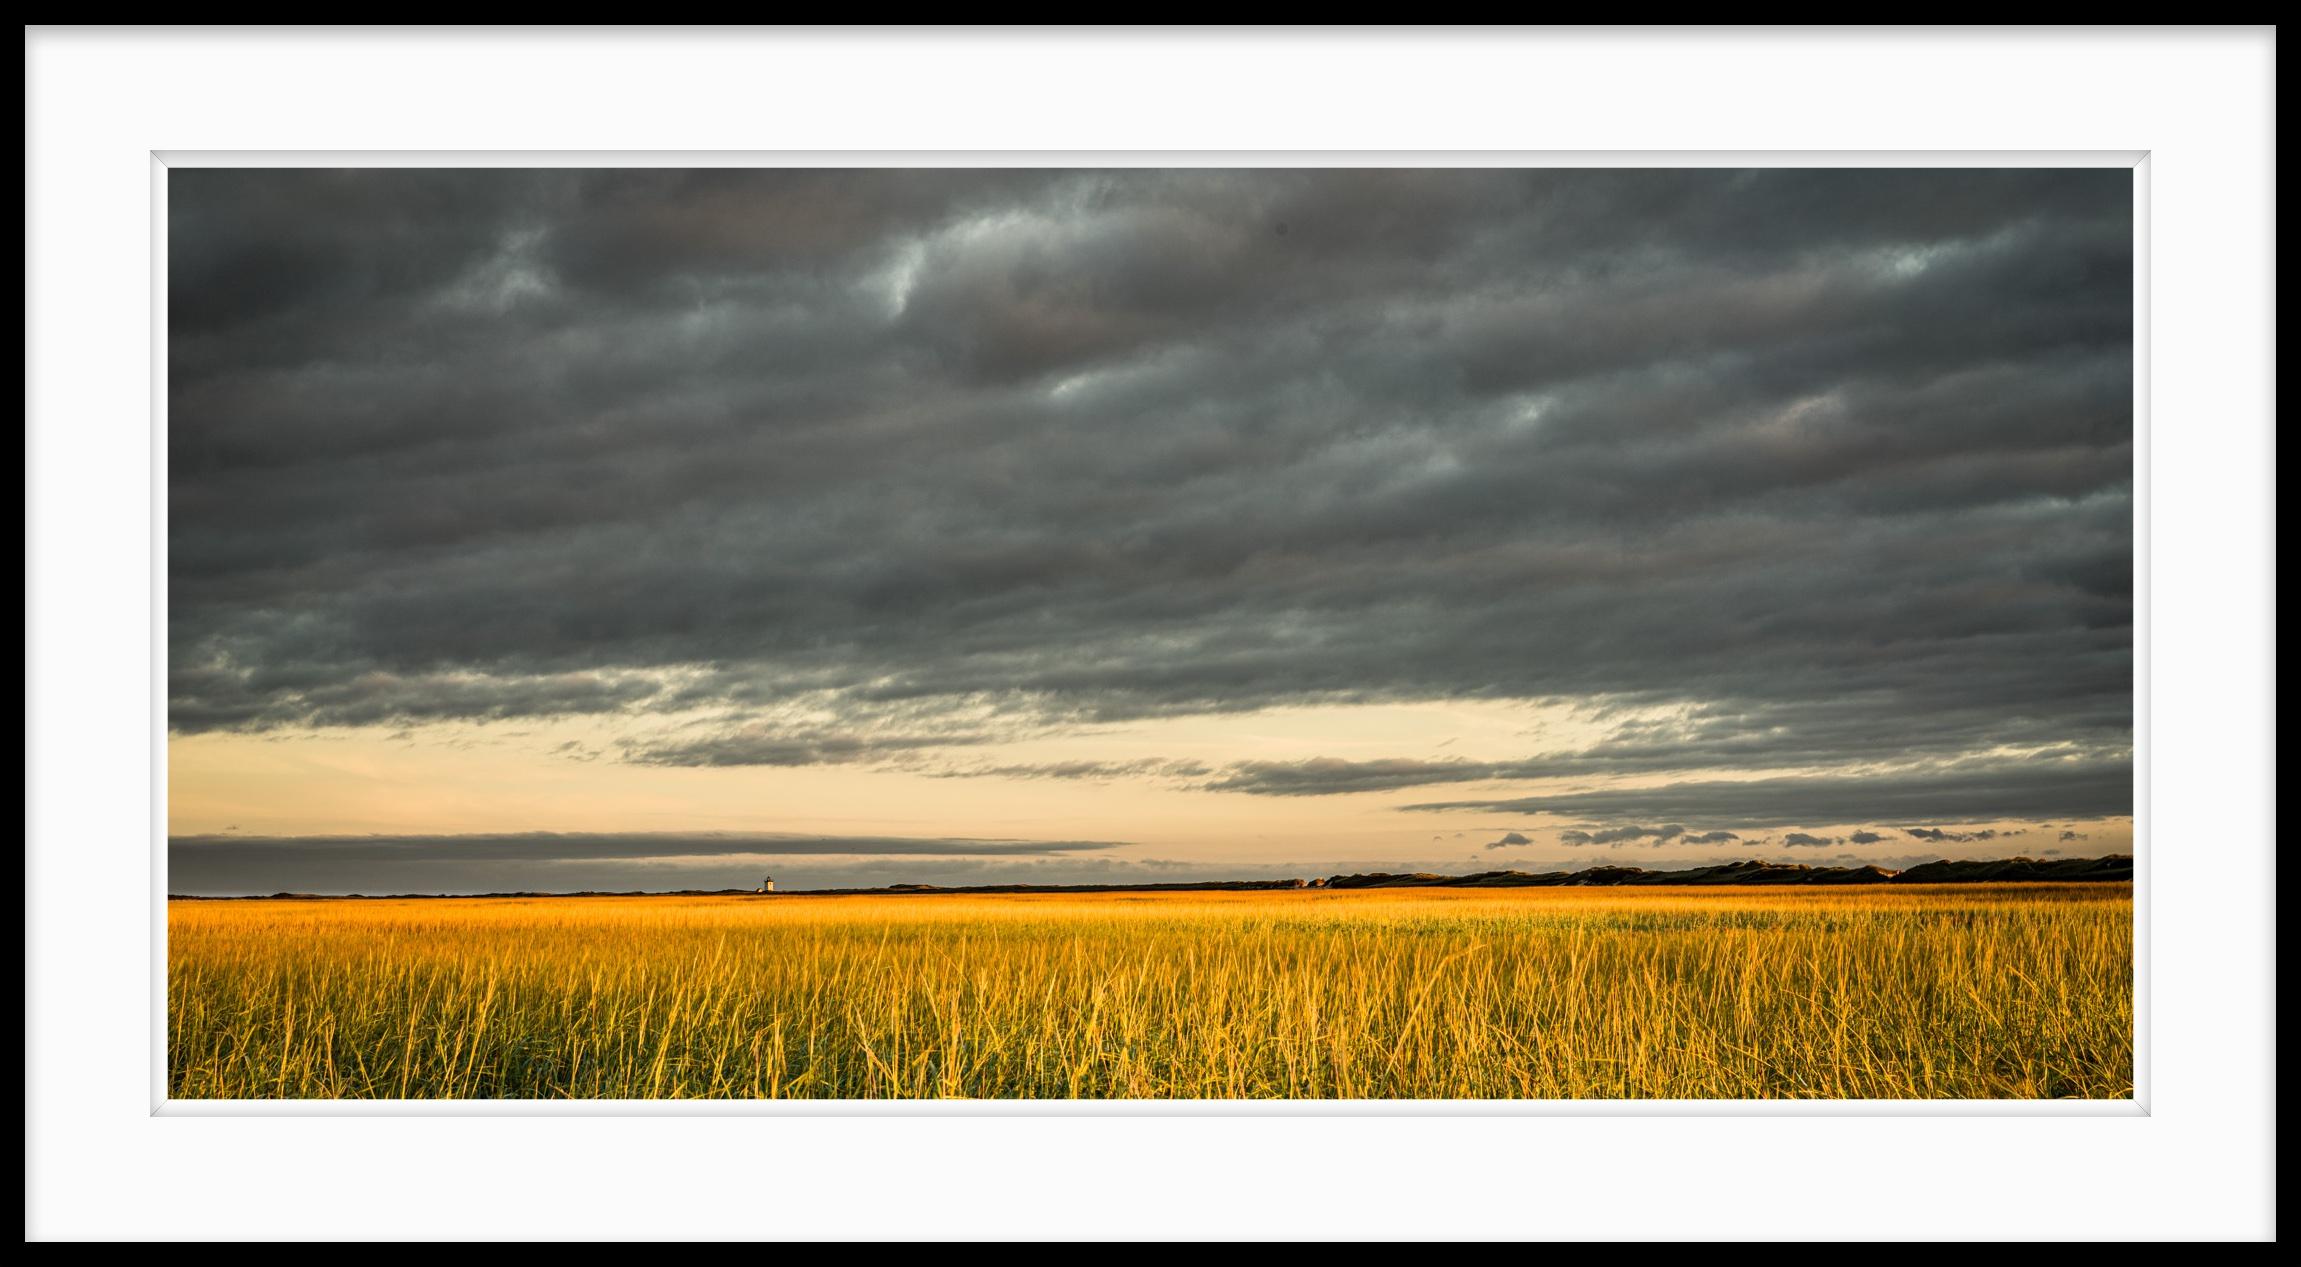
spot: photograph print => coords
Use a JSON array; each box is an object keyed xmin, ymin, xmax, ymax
[{"xmin": 166, "ymin": 165, "xmax": 2136, "ymax": 1101}]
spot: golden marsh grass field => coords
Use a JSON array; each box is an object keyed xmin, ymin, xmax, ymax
[{"xmin": 167, "ymin": 884, "xmax": 2133, "ymax": 1100}]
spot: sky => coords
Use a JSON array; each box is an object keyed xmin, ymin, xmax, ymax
[{"xmin": 167, "ymin": 167, "xmax": 2134, "ymax": 894}]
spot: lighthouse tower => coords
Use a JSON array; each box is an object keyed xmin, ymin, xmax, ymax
[{"xmin": 755, "ymin": 875, "xmax": 776, "ymax": 894}]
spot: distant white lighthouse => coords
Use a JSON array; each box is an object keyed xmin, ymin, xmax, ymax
[{"xmin": 755, "ymin": 875, "xmax": 776, "ymax": 894}]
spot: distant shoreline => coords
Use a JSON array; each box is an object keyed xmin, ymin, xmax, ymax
[{"xmin": 169, "ymin": 853, "xmax": 2133, "ymax": 900}]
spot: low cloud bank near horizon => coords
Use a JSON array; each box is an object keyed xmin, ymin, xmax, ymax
[
  {"xmin": 168, "ymin": 831, "xmax": 1123, "ymax": 895},
  {"xmin": 1402, "ymin": 756, "xmax": 2130, "ymax": 829},
  {"xmin": 163, "ymin": 846, "xmax": 1456, "ymax": 898},
  {"xmin": 166, "ymin": 830, "xmax": 2122, "ymax": 897}
]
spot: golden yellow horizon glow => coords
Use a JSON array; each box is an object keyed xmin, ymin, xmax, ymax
[{"xmin": 166, "ymin": 698, "xmax": 2131, "ymax": 868}]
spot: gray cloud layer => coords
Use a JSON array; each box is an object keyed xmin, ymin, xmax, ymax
[
  {"xmin": 169, "ymin": 831, "xmax": 1122, "ymax": 895},
  {"xmin": 171, "ymin": 169, "xmax": 2132, "ymax": 835},
  {"xmin": 1403, "ymin": 757, "xmax": 2130, "ymax": 829}
]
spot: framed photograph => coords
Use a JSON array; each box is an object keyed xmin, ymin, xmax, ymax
[
  {"xmin": 160, "ymin": 158, "xmax": 2142, "ymax": 1107},
  {"xmin": 29, "ymin": 27, "xmax": 2275, "ymax": 1242}
]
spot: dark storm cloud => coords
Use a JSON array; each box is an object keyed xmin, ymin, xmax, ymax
[
  {"xmin": 171, "ymin": 168, "xmax": 2132, "ymax": 823},
  {"xmin": 1558, "ymin": 824, "xmax": 1688, "ymax": 847},
  {"xmin": 1204, "ymin": 704, "xmax": 2130, "ymax": 798},
  {"xmin": 1406, "ymin": 757, "xmax": 2131, "ymax": 829},
  {"xmin": 1485, "ymin": 831, "xmax": 1533, "ymax": 849},
  {"xmin": 1204, "ymin": 756, "xmax": 1498, "ymax": 796},
  {"xmin": 620, "ymin": 728, "xmax": 988, "ymax": 767},
  {"xmin": 1849, "ymin": 830, "xmax": 1887, "ymax": 844},
  {"xmin": 1905, "ymin": 826, "xmax": 2007, "ymax": 843},
  {"xmin": 926, "ymin": 758, "xmax": 1215, "ymax": 782}
]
